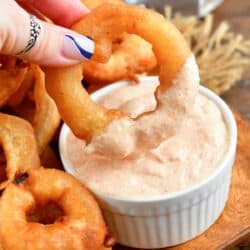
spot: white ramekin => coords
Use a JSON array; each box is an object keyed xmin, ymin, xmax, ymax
[{"xmin": 59, "ymin": 76, "xmax": 237, "ymax": 249}]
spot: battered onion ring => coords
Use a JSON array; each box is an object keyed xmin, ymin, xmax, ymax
[
  {"xmin": 81, "ymin": 0, "xmax": 156, "ymax": 87},
  {"xmin": 82, "ymin": 33, "xmax": 157, "ymax": 89},
  {"xmin": 11, "ymin": 95, "xmax": 34, "ymax": 124},
  {"xmin": 0, "ymin": 168, "xmax": 107, "ymax": 250},
  {"xmin": 0, "ymin": 113, "xmax": 40, "ymax": 189},
  {"xmin": 31, "ymin": 65, "xmax": 61, "ymax": 155},
  {"xmin": 82, "ymin": 0, "xmax": 123, "ymax": 9},
  {"xmin": 10, "ymin": 65, "xmax": 61, "ymax": 155},
  {"xmin": 0, "ymin": 66, "xmax": 28, "ymax": 108},
  {"xmin": 45, "ymin": 3, "xmax": 190, "ymax": 142},
  {"xmin": 7, "ymin": 68, "xmax": 34, "ymax": 107}
]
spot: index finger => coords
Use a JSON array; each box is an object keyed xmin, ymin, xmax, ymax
[{"xmin": 17, "ymin": 0, "xmax": 89, "ymax": 27}]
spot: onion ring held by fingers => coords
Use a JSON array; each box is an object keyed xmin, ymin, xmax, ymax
[
  {"xmin": 82, "ymin": 33, "xmax": 157, "ymax": 88},
  {"xmin": 0, "ymin": 113, "xmax": 40, "ymax": 189},
  {"xmin": 45, "ymin": 4, "xmax": 190, "ymax": 142},
  {"xmin": 0, "ymin": 168, "xmax": 107, "ymax": 250}
]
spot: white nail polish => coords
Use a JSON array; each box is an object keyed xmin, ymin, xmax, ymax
[{"xmin": 62, "ymin": 34, "xmax": 94, "ymax": 60}]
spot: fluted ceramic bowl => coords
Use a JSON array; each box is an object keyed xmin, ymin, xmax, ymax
[{"xmin": 59, "ymin": 76, "xmax": 237, "ymax": 248}]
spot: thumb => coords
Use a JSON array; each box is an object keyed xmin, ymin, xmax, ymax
[{"xmin": 0, "ymin": 0, "xmax": 94, "ymax": 66}]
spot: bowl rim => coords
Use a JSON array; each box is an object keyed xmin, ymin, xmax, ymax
[{"xmin": 59, "ymin": 76, "xmax": 237, "ymax": 204}]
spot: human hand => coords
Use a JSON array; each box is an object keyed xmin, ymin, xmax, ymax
[{"xmin": 0, "ymin": 0, "xmax": 94, "ymax": 66}]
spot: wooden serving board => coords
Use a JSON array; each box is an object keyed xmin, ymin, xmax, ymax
[{"xmin": 115, "ymin": 112, "xmax": 250, "ymax": 250}]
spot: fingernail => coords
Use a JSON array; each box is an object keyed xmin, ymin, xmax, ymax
[{"xmin": 62, "ymin": 34, "xmax": 94, "ymax": 61}]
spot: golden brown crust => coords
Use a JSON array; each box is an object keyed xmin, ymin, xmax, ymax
[
  {"xmin": 45, "ymin": 3, "xmax": 190, "ymax": 141},
  {"xmin": 7, "ymin": 68, "xmax": 34, "ymax": 107},
  {"xmin": 74, "ymin": 4, "xmax": 190, "ymax": 90},
  {"xmin": 31, "ymin": 65, "xmax": 61, "ymax": 155},
  {"xmin": 0, "ymin": 168, "xmax": 107, "ymax": 250},
  {"xmin": 0, "ymin": 66, "xmax": 28, "ymax": 108},
  {"xmin": 6, "ymin": 65, "xmax": 61, "ymax": 155},
  {"xmin": 82, "ymin": 0, "xmax": 123, "ymax": 10},
  {"xmin": 45, "ymin": 64, "xmax": 123, "ymax": 141},
  {"xmin": 81, "ymin": 0, "xmax": 156, "ymax": 86},
  {"xmin": 0, "ymin": 113, "xmax": 40, "ymax": 189},
  {"xmin": 82, "ymin": 34, "xmax": 156, "ymax": 86}
]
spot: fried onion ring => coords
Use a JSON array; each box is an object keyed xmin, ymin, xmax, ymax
[
  {"xmin": 82, "ymin": 0, "xmax": 123, "ymax": 9},
  {"xmin": 45, "ymin": 3, "xmax": 190, "ymax": 143},
  {"xmin": 0, "ymin": 66, "xmax": 27, "ymax": 108},
  {"xmin": 81, "ymin": 0, "xmax": 156, "ymax": 87},
  {"xmin": 10, "ymin": 65, "xmax": 61, "ymax": 155},
  {"xmin": 82, "ymin": 33, "xmax": 157, "ymax": 88},
  {"xmin": 31, "ymin": 65, "xmax": 61, "ymax": 155},
  {"xmin": 7, "ymin": 68, "xmax": 34, "ymax": 107},
  {"xmin": 11, "ymin": 95, "xmax": 35, "ymax": 124},
  {"xmin": 0, "ymin": 113, "xmax": 40, "ymax": 189},
  {"xmin": 0, "ymin": 168, "xmax": 107, "ymax": 250}
]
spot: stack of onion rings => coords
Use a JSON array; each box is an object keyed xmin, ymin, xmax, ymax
[
  {"xmin": 5, "ymin": 65, "xmax": 61, "ymax": 155},
  {"xmin": 0, "ymin": 54, "xmax": 61, "ymax": 156}
]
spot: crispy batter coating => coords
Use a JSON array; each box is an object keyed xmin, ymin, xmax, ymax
[
  {"xmin": 8, "ymin": 65, "xmax": 61, "ymax": 155},
  {"xmin": 82, "ymin": 34, "xmax": 156, "ymax": 87},
  {"xmin": 45, "ymin": 3, "xmax": 190, "ymax": 141},
  {"xmin": 7, "ymin": 68, "xmax": 34, "ymax": 107},
  {"xmin": 31, "ymin": 65, "xmax": 61, "ymax": 155},
  {"xmin": 0, "ymin": 113, "xmax": 40, "ymax": 189},
  {"xmin": 0, "ymin": 66, "xmax": 28, "ymax": 108},
  {"xmin": 81, "ymin": 0, "xmax": 156, "ymax": 86},
  {"xmin": 0, "ymin": 168, "xmax": 107, "ymax": 250},
  {"xmin": 41, "ymin": 146, "xmax": 63, "ymax": 170}
]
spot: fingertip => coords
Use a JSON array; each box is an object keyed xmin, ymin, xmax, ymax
[
  {"xmin": 53, "ymin": 1, "xmax": 90, "ymax": 27},
  {"xmin": 21, "ymin": 0, "xmax": 90, "ymax": 27}
]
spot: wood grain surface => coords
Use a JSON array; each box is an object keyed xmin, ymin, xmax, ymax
[{"xmin": 114, "ymin": 112, "xmax": 250, "ymax": 250}]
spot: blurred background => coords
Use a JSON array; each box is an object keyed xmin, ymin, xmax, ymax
[{"xmin": 125, "ymin": 0, "xmax": 224, "ymax": 17}]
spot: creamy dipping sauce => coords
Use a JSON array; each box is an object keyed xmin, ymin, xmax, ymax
[{"xmin": 63, "ymin": 77, "xmax": 228, "ymax": 199}]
